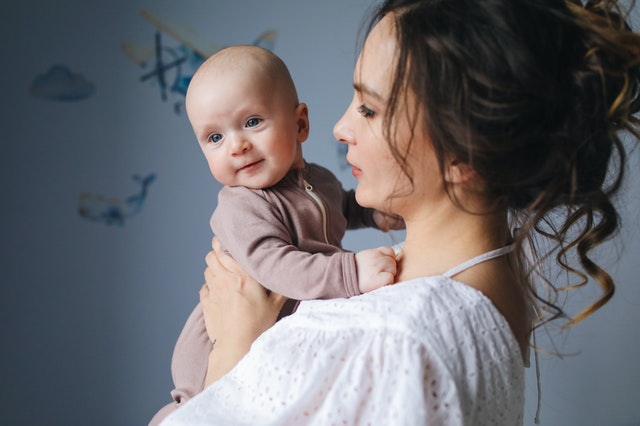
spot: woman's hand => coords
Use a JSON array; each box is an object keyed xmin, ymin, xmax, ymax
[{"xmin": 199, "ymin": 237, "xmax": 287, "ymax": 386}]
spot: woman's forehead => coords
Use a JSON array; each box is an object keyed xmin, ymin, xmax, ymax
[{"xmin": 354, "ymin": 15, "xmax": 398, "ymax": 97}]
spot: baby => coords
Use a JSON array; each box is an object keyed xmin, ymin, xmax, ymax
[{"xmin": 185, "ymin": 45, "xmax": 401, "ymax": 310}]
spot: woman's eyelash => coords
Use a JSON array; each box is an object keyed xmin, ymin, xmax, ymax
[{"xmin": 357, "ymin": 105, "xmax": 375, "ymax": 118}]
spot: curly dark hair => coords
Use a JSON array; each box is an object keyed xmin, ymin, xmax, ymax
[{"xmin": 364, "ymin": 0, "xmax": 640, "ymax": 327}]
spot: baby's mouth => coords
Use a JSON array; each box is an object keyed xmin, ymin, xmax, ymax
[{"xmin": 238, "ymin": 160, "xmax": 263, "ymax": 172}]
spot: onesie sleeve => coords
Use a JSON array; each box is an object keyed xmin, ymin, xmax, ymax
[
  {"xmin": 342, "ymin": 188, "xmax": 405, "ymax": 232},
  {"xmin": 341, "ymin": 188, "xmax": 377, "ymax": 230},
  {"xmin": 211, "ymin": 186, "xmax": 360, "ymax": 300}
]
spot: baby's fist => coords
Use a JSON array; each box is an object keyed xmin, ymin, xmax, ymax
[{"xmin": 355, "ymin": 246, "xmax": 397, "ymax": 293}]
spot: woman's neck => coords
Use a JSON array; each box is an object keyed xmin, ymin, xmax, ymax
[{"xmin": 396, "ymin": 204, "xmax": 510, "ymax": 282}]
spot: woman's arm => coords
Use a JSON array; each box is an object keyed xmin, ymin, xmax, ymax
[{"xmin": 199, "ymin": 237, "xmax": 287, "ymax": 387}]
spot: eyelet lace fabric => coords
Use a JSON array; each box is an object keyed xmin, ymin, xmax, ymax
[{"xmin": 162, "ymin": 277, "xmax": 525, "ymax": 426}]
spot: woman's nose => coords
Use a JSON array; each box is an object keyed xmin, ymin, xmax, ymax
[{"xmin": 333, "ymin": 112, "xmax": 353, "ymax": 145}]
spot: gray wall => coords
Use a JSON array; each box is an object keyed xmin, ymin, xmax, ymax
[{"xmin": 1, "ymin": 1, "xmax": 638, "ymax": 425}]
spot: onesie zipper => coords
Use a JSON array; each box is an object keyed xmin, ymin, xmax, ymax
[{"xmin": 303, "ymin": 179, "xmax": 329, "ymax": 244}]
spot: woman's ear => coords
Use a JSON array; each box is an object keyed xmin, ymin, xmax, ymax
[
  {"xmin": 295, "ymin": 103, "xmax": 310, "ymax": 143},
  {"xmin": 444, "ymin": 159, "xmax": 475, "ymax": 184}
]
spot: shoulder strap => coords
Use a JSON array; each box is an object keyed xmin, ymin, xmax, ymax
[{"xmin": 443, "ymin": 245, "xmax": 514, "ymax": 278}]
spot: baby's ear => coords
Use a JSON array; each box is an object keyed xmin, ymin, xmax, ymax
[
  {"xmin": 444, "ymin": 159, "xmax": 475, "ymax": 184},
  {"xmin": 295, "ymin": 103, "xmax": 310, "ymax": 142}
]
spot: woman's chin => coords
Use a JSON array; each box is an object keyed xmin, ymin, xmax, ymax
[{"xmin": 354, "ymin": 188, "xmax": 378, "ymax": 209}]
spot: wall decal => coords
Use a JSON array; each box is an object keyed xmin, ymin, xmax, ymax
[
  {"xmin": 29, "ymin": 65, "xmax": 96, "ymax": 101},
  {"xmin": 78, "ymin": 173, "xmax": 156, "ymax": 226},
  {"xmin": 122, "ymin": 9, "xmax": 276, "ymax": 114}
]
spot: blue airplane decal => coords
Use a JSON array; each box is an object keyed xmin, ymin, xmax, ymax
[{"xmin": 122, "ymin": 10, "xmax": 277, "ymax": 113}]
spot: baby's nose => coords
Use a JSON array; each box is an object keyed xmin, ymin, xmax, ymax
[{"xmin": 230, "ymin": 136, "xmax": 251, "ymax": 155}]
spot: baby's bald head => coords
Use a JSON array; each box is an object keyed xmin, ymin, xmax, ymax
[{"xmin": 186, "ymin": 45, "xmax": 299, "ymax": 113}]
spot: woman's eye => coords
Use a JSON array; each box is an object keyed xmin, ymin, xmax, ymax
[
  {"xmin": 209, "ymin": 133, "xmax": 223, "ymax": 143},
  {"xmin": 357, "ymin": 105, "xmax": 375, "ymax": 118},
  {"xmin": 246, "ymin": 117, "xmax": 260, "ymax": 127}
]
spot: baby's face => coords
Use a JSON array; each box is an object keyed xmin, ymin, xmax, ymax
[{"xmin": 187, "ymin": 69, "xmax": 306, "ymax": 189}]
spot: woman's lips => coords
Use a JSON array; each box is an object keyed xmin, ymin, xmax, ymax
[{"xmin": 346, "ymin": 156, "xmax": 361, "ymax": 178}]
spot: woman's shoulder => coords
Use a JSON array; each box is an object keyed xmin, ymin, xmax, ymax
[
  {"xmin": 451, "ymin": 256, "xmax": 531, "ymax": 359},
  {"xmin": 252, "ymin": 278, "xmax": 525, "ymax": 424},
  {"xmin": 186, "ymin": 277, "xmax": 526, "ymax": 426},
  {"xmin": 295, "ymin": 276, "xmax": 518, "ymax": 348}
]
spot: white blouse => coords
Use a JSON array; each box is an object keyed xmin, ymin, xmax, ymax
[{"xmin": 161, "ymin": 270, "xmax": 526, "ymax": 425}]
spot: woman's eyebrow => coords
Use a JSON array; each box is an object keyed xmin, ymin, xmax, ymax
[{"xmin": 353, "ymin": 82, "xmax": 385, "ymax": 102}]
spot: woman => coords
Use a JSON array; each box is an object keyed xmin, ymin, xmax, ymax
[{"xmin": 158, "ymin": 0, "xmax": 640, "ymax": 424}]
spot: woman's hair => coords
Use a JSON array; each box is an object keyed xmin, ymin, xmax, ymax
[{"xmin": 366, "ymin": 0, "xmax": 640, "ymax": 327}]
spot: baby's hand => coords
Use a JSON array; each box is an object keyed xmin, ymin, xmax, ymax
[
  {"xmin": 372, "ymin": 210, "xmax": 405, "ymax": 232},
  {"xmin": 355, "ymin": 246, "xmax": 397, "ymax": 293}
]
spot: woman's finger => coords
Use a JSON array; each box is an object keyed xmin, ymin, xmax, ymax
[
  {"xmin": 208, "ymin": 236, "xmax": 284, "ymax": 312},
  {"xmin": 199, "ymin": 283, "xmax": 209, "ymax": 299},
  {"xmin": 206, "ymin": 238, "xmax": 230, "ymax": 271},
  {"xmin": 211, "ymin": 237, "xmax": 244, "ymax": 274},
  {"xmin": 205, "ymin": 249, "xmax": 225, "ymax": 273}
]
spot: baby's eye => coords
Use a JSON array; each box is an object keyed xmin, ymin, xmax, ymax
[
  {"xmin": 246, "ymin": 117, "xmax": 261, "ymax": 128},
  {"xmin": 357, "ymin": 105, "xmax": 375, "ymax": 118},
  {"xmin": 208, "ymin": 133, "xmax": 223, "ymax": 144}
]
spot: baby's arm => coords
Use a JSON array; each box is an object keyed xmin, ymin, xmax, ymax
[
  {"xmin": 212, "ymin": 186, "xmax": 361, "ymax": 300},
  {"xmin": 372, "ymin": 210, "xmax": 405, "ymax": 232},
  {"xmin": 342, "ymin": 188, "xmax": 405, "ymax": 232},
  {"xmin": 355, "ymin": 246, "xmax": 397, "ymax": 293}
]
